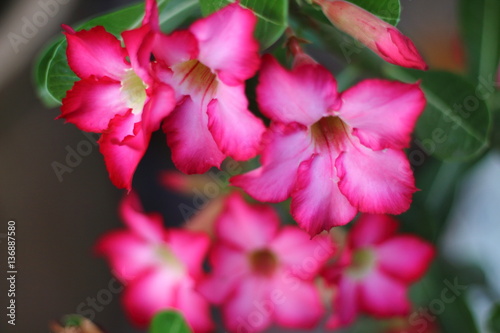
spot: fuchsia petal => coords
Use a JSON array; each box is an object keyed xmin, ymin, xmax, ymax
[
  {"xmin": 273, "ymin": 278, "xmax": 324, "ymax": 329},
  {"xmin": 64, "ymin": 26, "xmax": 128, "ymax": 80},
  {"xmin": 231, "ymin": 122, "xmax": 314, "ymax": 203},
  {"xmin": 291, "ymin": 154, "xmax": 357, "ymax": 235},
  {"xmin": 216, "ymin": 193, "xmax": 280, "ymax": 250},
  {"xmin": 122, "ymin": 26, "xmax": 155, "ymax": 83},
  {"xmin": 190, "ymin": 3, "xmax": 260, "ymax": 86},
  {"xmin": 163, "ymin": 97, "xmax": 225, "ymax": 174},
  {"xmin": 339, "ymin": 80, "xmax": 426, "ymax": 150},
  {"xmin": 376, "ymin": 28, "xmax": 428, "ymax": 71},
  {"xmin": 122, "ymin": 269, "xmax": 180, "ymax": 327},
  {"xmin": 257, "ymin": 55, "xmax": 339, "ymax": 126},
  {"xmin": 327, "ymin": 276, "xmax": 359, "ymax": 329},
  {"xmin": 60, "ymin": 77, "xmax": 128, "ymax": 132},
  {"xmin": 168, "ymin": 229, "xmax": 210, "ymax": 279},
  {"xmin": 271, "ymin": 227, "xmax": 335, "ymax": 280},
  {"xmin": 99, "ymin": 114, "xmax": 149, "ymax": 190},
  {"xmin": 223, "ymin": 276, "xmax": 274, "ymax": 333},
  {"xmin": 359, "ymin": 269, "xmax": 411, "ymax": 317},
  {"xmin": 208, "ymin": 83, "xmax": 265, "ymax": 160},
  {"xmin": 153, "ymin": 31, "xmax": 199, "ymax": 67},
  {"xmin": 377, "ymin": 235, "xmax": 435, "ymax": 283},
  {"xmin": 336, "ymin": 143, "xmax": 416, "ymax": 215},
  {"xmin": 349, "ymin": 214, "xmax": 399, "ymax": 248},
  {"xmin": 119, "ymin": 191, "xmax": 165, "ymax": 243},
  {"xmin": 144, "ymin": 0, "xmax": 160, "ymax": 31},
  {"xmin": 94, "ymin": 232, "xmax": 156, "ymax": 282},
  {"xmin": 198, "ymin": 245, "xmax": 250, "ymax": 304},
  {"xmin": 176, "ymin": 281, "xmax": 214, "ymax": 333},
  {"xmin": 142, "ymin": 83, "xmax": 177, "ymax": 132}
]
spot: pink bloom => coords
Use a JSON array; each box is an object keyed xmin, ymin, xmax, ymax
[
  {"xmin": 59, "ymin": 3, "xmax": 176, "ymax": 190},
  {"xmin": 198, "ymin": 193, "xmax": 335, "ymax": 333},
  {"xmin": 150, "ymin": 1, "xmax": 265, "ymax": 174},
  {"xmin": 95, "ymin": 192, "xmax": 213, "ymax": 332},
  {"xmin": 315, "ymin": 0, "xmax": 428, "ymax": 70},
  {"xmin": 322, "ymin": 214, "xmax": 435, "ymax": 329},
  {"xmin": 232, "ymin": 53, "xmax": 426, "ymax": 235}
]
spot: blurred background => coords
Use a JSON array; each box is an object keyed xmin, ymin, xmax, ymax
[{"xmin": 1, "ymin": 0, "xmax": 499, "ymax": 332}]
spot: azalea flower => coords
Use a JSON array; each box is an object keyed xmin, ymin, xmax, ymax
[
  {"xmin": 232, "ymin": 50, "xmax": 426, "ymax": 235},
  {"xmin": 322, "ymin": 214, "xmax": 435, "ymax": 329},
  {"xmin": 149, "ymin": 1, "xmax": 266, "ymax": 174},
  {"xmin": 198, "ymin": 193, "xmax": 335, "ymax": 333},
  {"xmin": 314, "ymin": 0, "xmax": 428, "ymax": 70},
  {"xmin": 59, "ymin": 2, "xmax": 175, "ymax": 190},
  {"xmin": 95, "ymin": 192, "xmax": 213, "ymax": 332}
]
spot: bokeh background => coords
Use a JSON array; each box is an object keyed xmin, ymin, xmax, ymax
[{"xmin": 1, "ymin": 0, "xmax": 499, "ymax": 332}]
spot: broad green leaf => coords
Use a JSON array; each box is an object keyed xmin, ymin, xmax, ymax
[
  {"xmin": 198, "ymin": 0, "xmax": 288, "ymax": 49},
  {"xmin": 34, "ymin": 0, "xmax": 198, "ymax": 108},
  {"xmin": 301, "ymin": 0, "xmax": 401, "ymax": 27},
  {"xmin": 150, "ymin": 311, "xmax": 192, "ymax": 333},
  {"xmin": 386, "ymin": 67, "xmax": 491, "ymax": 161},
  {"xmin": 460, "ymin": 0, "xmax": 500, "ymax": 83}
]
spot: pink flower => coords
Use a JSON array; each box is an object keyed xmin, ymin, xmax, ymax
[
  {"xmin": 198, "ymin": 193, "xmax": 335, "ymax": 333},
  {"xmin": 314, "ymin": 0, "xmax": 428, "ymax": 70},
  {"xmin": 232, "ymin": 53, "xmax": 426, "ymax": 235},
  {"xmin": 59, "ymin": 3, "xmax": 176, "ymax": 190},
  {"xmin": 150, "ymin": 1, "xmax": 266, "ymax": 174},
  {"xmin": 322, "ymin": 214, "xmax": 435, "ymax": 329},
  {"xmin": 95, "ymin": 192, "xmax": 213, "ymax": 332}
]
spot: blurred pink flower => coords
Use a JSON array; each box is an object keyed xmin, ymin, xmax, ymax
[
  {"xmin": 59, "ymin": 2, "xmax": 175, "ymax": 190},
  {"xmin": 315, "ymin": 0, "xmax": 428, "ymax": 70},
  {"xmin": 322, "ymin": 214, "xmax": 435, "ymax": 329},
  {"xmin": 150, "ymin": 1, "xmax": 265, "ymax": 174},
  {"xmin": 232, "ymin": 53, "xmax": 426, "ymax": 235},
  {"xmin": 95, "ymin": 192, "xmax": 213, "ymax": 332},
  {"xmin": 198, "ymin": 193, "xmax": 335, "ymax": 333}
]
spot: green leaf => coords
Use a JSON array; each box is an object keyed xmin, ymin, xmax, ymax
[
  {"xmin": 386, "ymin": 67, "xmax": 492, "ymax": 161},
  {"xmin": 198, "ymin": 0, "xmax": 288, "ymax": 49},
  {"xmin": 34, "ymin": 0, "xmax": 198, "ymax": 108},
  {"xmin": 460, "ymin": 0, "xmax": 500, "ymax": 83},
  {"xmin": 489, "ymin": 304, "xmax": 500, "ymax": 333},
  {"xmin": 150, "ymin": 311, "xmax": 192, "ymax": 333},
  {"xmin": 347, "ymin": 0, "xmax": 401, "ymax": 26}
]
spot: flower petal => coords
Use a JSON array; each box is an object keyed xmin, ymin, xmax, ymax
[
  {"xmin": 190, "ymin": 3, "xmax": 260, "ymax": 86},
  {"xmin": 60, "ymin": 77, "xmax": 129, "ymax": 132},
  {"xmin": 64, "ymin": 26, "xmax": 128, "ymax": 80},
  {"xmin": 359, "ymin": 269, "xmax": 411, "ymax": 317},
  {"xmin": 176, "ymin": 281, "xmax": 214, "ymax": 333},
  {"xmin": 326, "ymin": 276, "xmax": 359, "ymax": 329},
  {"xmin": 144, "ymin": 0, "xmax": 160, "ymax": 31},
  {"xmin": 291, "ymin": 154, "xmax": 358, "ymax": 235},
  {"xmin": 122, "ymin": 26, "xmax": 155, "ymax": 83},
  {"xmin": 376, "ymin": 28, "xmax": 428, "ymax": 70},
  {"xmin": 273, "ymin": 277, "xmax": 325, "ymax": 329},
  {"xmin": 257, "ymin": 55, "xmax": 339, "ymax": 126},
  {"xmin": 99, "ymin": 113, "xmax": 149, "ymax": 190},
  {"xmin": 168, "ymin": 229, "xmax": 210, "ymax": 279},
  {"xmin": 231, "ymin": 122, "xmax": 314, "ymax": 203},
  {"xmin": 122, "ymin": 268, "xmax": 180, "ymax": 327},
  {"xmin": 152, "ymin": 30, "xmax": 199, "ymax": 67},
  {"xmin": 336, "ymin": 144, "xmax": 416, "ymax": 214},
  {"xmin": 142, "ymin": 83, "xmax": 177, "ymax": 132},
  {"xmin": 349, "ymin": 214, "xmax": 399, "ymax": 248},
  {"xmin": 339, "ymin": 79, "xmax": 426, "ymax": 150},
  {"xmin": 377, "ymin": 235, "xmax": 435, "ymax": 283},
  {"xmin": 163, "ymin": 97, "xmax": 225, "ymax": 174},
  {"xmin": 216, "ymin": 193, "xmax": 280, "ymax": 250},
  {"xmin": 208, "ymin": 83, "xmax": 265, "ymax": 160}
]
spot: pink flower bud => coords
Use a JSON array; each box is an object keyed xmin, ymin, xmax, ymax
[{"xmin": 316, "ymin": 0, "xmax": 428, "ymax": 70}]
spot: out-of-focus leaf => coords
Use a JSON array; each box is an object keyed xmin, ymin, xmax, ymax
[
  {"xmin": 198, "ymin": 0, "xmax": 288, "ymax": 49},
  {"xmin": 150, "ymin": 311, "xmax": 192, "ymax": 333},
  {"xmin": 387, "ymin": 67, "xmax": 491, "ymax": 161},
  {"xmin": 489, "ymin": 303, "xmax": 500, "ymax": 333},
  {"xmin": 460, "ymin": 0, "xmax": 500, "ymax": 84}
]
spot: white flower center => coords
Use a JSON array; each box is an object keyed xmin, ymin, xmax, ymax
[
  {"xmin": 171, "ymin": 59, "xmax": 218, "ymax": 103},
  {"xmin": 156, "ymin": 245, "xmax": 186, "ymax": 277},
  {"xmin": 121, "ymin": 69, "xmax": 148, "ymax": 115}
]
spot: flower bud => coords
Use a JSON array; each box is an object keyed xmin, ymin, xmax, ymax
[{"xmin": 316, "ymin": 0, "xmax": 428, "ymax": 70}]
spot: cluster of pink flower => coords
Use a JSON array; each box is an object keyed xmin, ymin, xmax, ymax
[
  {"xmin": 58, "ymin": 0, "xmax": 437, "ymax": 331},
  {"xmin": 96, "ymin": 191, "xmax": 434, "ymax": 333}
]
